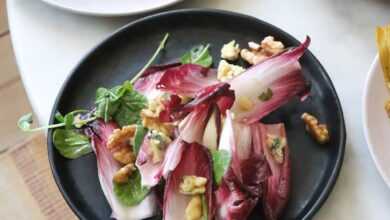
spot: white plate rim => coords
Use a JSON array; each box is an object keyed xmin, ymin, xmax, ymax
[
  {"xmin": 40, "ymin": 0, "xmax": 183, "ymax": 17},
  {"xmin": 362, "ymin": 54, "xmax": 390, "ymax": 188}
]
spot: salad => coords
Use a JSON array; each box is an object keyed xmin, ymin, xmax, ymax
[{"xmin": 19, "ymin": 33, "xmax": 329, "ymax": 220}]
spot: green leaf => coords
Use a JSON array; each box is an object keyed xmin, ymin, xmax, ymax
[
  {"xmin": 52, "ymin": 129, "xmax": 92, "ymax": 159},
  {"xmin": 95, "ymin": 81, "xmax": 147, "ymax": 127},
  {"xmin": 55, "ymin": 112, "xmax": 65, "ymax": 123},
  {"xmin": 113, "ymin": 90, "xmax": 147, "ymax": 127},
  {"xmin": 181, "ymin": 44, "xmax": 213, "ymax": 68},
  {"xmin": 64, "ymin": 113, "xmax": 74, "ymax": 130},
  {"xmin": 17, "ymin": 113, "xmax": 33, "ymax": 132},
  {"xmin": 113, "ymin": 169, "xmax": 150, "ymax": 206},
  {"xmin": 211, "ymin": 149, "xmax": 231, "ymax": 185},
  {"xmin": 134, "ymin": 125, "xmax": 147, "ymax": 155},
  {"xmin": 95, "ymin": 87, "xmax": 120, "ymax": 122}
]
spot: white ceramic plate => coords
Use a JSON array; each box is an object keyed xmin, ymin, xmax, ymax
[
  {"xmin": 40, "ymin": 0, "xmax": 183, "ymax": 16},
  {"xmin": 363, "ymin": 55, "xmax": 390, "ymax": 187}
]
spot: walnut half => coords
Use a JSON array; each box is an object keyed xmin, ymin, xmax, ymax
[
  {"xmin": 107, "ymin": 125, "xmax": 136, "ymax": 164},
  {"xmin": 185, "ymin": 195, "xmax": 203, "ymax": 220},
  {"xmin": 385, "ymin": 100, "xmax": 390, "ymax": 117},
  {"xmin": 301, "ymin": 113, "xmax": 330, "ymax": 144},
  {"xmin": 241, "ymin": 36, "xmax": 285, "ymax": 65},
  {"xmin": 179, "ymin": 175, "xmax": 207, "ymax": 195},
  {"xmin": 113, "ymin": 163, "xmax": 136, "ymax": 184}
]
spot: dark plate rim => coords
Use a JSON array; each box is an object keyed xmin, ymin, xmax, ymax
[{"xmin": 47, "ymin": 8, "xmax": 346, "ymax": 220}]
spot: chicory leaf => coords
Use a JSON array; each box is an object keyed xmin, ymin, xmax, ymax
[
  {"xmin": 229, "ymin": 37, "xmax": 310, "ymax": 124},
  {"xmin": 52, "ymin": 129, "xmax": 92, "ymax": 159},
  {"xmin": 113, "ymin": 169, "xmax": 150, "ymax": 206},
  {"xmin": 211, "ymin": 149, "xmax": 231, "ymax": 185},
  {"xmin": 181, "ymin": 44, "xmax": 213, "ymax": 68}
]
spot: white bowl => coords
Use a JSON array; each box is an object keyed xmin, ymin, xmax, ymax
[
  {"xmin": 363, "ymin": 55, "xmax": 390, "ymax": 187},
  {"xmin": 40, "ymin": 0, "xmax": 183, "ymax": 17}
]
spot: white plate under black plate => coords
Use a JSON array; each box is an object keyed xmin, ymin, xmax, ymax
[
  {"xmin": 48, "ymin": 9, "xmax": 346, "ymax": 220},
  {"xmin": 40, "ymin": 0, "xmax": 182, "ymax": 16}
]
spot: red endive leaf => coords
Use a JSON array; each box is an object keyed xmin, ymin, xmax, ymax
[
  {"xmin": 229, "ymin": 37, "xmax": 310, "ymax": 124},
  {"xmin": 163, "ymin": 143, "xmax": 213, "ymax": 220},
  {"xmin": 156, "ymin": 63, "xmax": 219, "ymax": 97},
  {"xmin": 135, "ymin": 137, "xmax": 164, "ymax": 188},
  {"xmin": 85, "ymin": 120, "xmax": 157, "ymax": 220},
  {"xmin": 161, "ymin": 138, "xmax": 187, "ymax": 178},
  {"xmin": 178, "ymin": 104, "xmax": 211, "ymax": 144},
  {"xmin": 134, "ymin": 63, "xmax": 181, "ymax": 100},
  {"xmin": 260, "ymin": 123, "xmax": 291, "ymax": 220},
  {"xmin": 215, "ymin": 113, "xmax": 269, "ymax": 220}
]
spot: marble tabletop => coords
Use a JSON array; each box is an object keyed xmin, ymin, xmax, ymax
[{"xmin": 7, "ymin": 0, "xmax": 390, "ymax": 219}]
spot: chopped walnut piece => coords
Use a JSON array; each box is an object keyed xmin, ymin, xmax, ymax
[
  {"xmin": 185, "ymin": 195, "xmax": 203, "ymax": 220},
  {"xmin": 179, "ymin": 175, "xmax": 207, "ymax": 195},
  {"xmin": 141, "ymin": 111, "xmax": 175, "ymax": 137},
  {"xmin": 301, "ymin": 112, "xmax": 330, "ymax": 144},
  {"xmin": 385, "ymin": 100, "xmax": 390, "ymax": 117},
  {"xmin": 240, "ymin": 49, "xmax": 268, "ymax": 65},
  {"xmin": 241, "ymin": 36, "xmax": 285, "ymax": 65},
  {"xmin": 107, "ymin": 125, "xmax": 136, "ymax": 151},
  {"xmin": 141, "ymin": 94, "xmax": 175, "ymax": 137},
  {"xmin": 113, "ymin": 163, "xmax": 136, "ymax": 184},
  {"xmin": 112, "ymin": 145, "xmax": 135, "ymax": 165},
  {"xmin": 107, "ymin": 125, "xmax": 136, "ymax": 164},
  {"xmin": 261, "ymin": 36, "xmax": 284, "ymax": 55},
  {"xmin": 248, "ymin": 41, "xmax": 261, "ymax": 51}
]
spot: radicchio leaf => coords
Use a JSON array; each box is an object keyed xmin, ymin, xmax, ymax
[
  {"xmin": 169, "ymin": 82, "xmax": 234, "ymax": 123},
  {"xmin": 180, "ymin": 83, "xmax": 235, "ymax": 115},
  {"xmin": 136, "ymin": 137, "xmax": 187, "ymax": 188},
  {"xmin": 215, "ymin": 112, "xmax": 268, "ymax": 220},
  {"xmin": 156, "ymin": 64, "xmax": 219, "ymax": 97},
  {"xmin": 260, "ymin": 123, "xmax": 291, "ymax": 220},
  {"xmin": 85, "ymin": 120, "xmax": 157, "ymax": 220},
  {"xmin": 133, "ymin": 63, "xmax": 180, "ymax": 100},
  {"xmin": 229, "ymin": 37, "xmax": 310, "ymax": 124},
  {"xmin": 158, "ymin": 94, "xmax": 183, "ymax": 122},
  {"xmin": 160, "ymin": 138, "xmax": 187, "ymax": 178},
  {"xmin": 163, "ymin": 143, "xmax": 213, "ymax": 220},
  {"xmin": 178, "ymin": 104, "xmax": 210, "ymax": 144},
  {"xmin": 135, "ymin": 137, "xmax": 165, "ymax": 188}
]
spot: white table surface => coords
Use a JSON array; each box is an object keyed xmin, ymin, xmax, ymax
[{"xmin": 7, "ymin": 0, "xmax": 390, "ymax": 219}]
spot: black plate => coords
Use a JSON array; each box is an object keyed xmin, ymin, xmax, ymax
[{"xmin": 48, "ymin": 9, "xmax": 346, "ymax": 220}]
